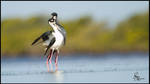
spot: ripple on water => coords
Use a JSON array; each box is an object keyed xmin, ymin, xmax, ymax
[{"xmin": 1, "ymin": 67, "xmax": 148, "ymax": 77}]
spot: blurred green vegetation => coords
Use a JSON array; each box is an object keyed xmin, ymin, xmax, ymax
[{"xmin": 1, "ymin": 11, "xmax": 149, "ymax": 56}]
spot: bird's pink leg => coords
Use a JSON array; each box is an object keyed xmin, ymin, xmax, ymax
[
  {"xmin": 46, "ymin": 59, "xmax": 49, "ymax": 72},
  {"xmin": 55, "ymin": 50, "xmax": 58, "ymax": 71},
  {"xmin": 46, "ymin": 50, "xmax": 51, "ymax": 72},
  {"xmin": 49, "ymin": 49, "xmax": 53, "ymax": 72}
]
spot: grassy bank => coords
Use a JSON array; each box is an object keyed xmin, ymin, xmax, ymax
[{"xmin": 1, "ymin": 11, "xmax": 149, "ymax": 57}]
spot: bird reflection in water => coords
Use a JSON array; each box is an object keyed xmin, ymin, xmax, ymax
[{"xmin": 51, "ymin": 70, "xmax": 64, "ymax": 83}]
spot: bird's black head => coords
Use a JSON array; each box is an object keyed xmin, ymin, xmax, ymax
[
  {"xmin": 48, "ymin": 12, "xmax": 58, "ymax": 23},
  {"xmin": 51, "ymin": 12, "xmax": 57, "ymax": 17}
]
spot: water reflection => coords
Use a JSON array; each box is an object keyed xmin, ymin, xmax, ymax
[{"xmin": 53, "ymin": 71, "xmax": 64, "ymax": 83}]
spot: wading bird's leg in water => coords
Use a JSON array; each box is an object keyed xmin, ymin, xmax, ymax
[
  {"xmin": 49, "ymin": 49, "xmax": 54, "ymax": 72},
  {"xmin": 46, "ymin": 50, "xmax": 51, "ymax": 72},
  {"xmin": 55, "ymin": 50, "xmax": 58, "ymax": 71}
]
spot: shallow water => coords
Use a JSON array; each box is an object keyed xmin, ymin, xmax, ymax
[{"xmin": 1, "ymin": 53, "xmax": 149, "ymax": 83}]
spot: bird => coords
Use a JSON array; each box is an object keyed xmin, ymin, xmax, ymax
[{"xmin": 31, "ymin": 12, "xmax": 66, "ymax": 72}]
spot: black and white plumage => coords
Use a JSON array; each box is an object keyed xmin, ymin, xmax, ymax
[{"xmin": 32, "ymin": 12, "xmax": 66, "ymax": 72}]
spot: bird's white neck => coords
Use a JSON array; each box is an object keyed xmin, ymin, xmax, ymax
[{"xmin": 49, "ymin": 22, "xmax": 59, "ymax": 33}]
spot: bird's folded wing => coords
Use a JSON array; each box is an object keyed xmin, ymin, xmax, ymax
[{"xmin": 44, "ymin": 37, "xmax": 56, "ymax": 56}]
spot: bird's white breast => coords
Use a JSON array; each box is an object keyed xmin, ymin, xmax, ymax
[{"xmin": 51, "ymin": 31, "xmax": 64, "ymax": 49}]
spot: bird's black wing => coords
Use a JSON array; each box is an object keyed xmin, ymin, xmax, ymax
[
  {"xmin": 31, "ymin": 37, "xmax": 41, "ymax": 45},
  {"xmin": 44, "ymin": 37, "xmax": 56, "ymax": 55},
  {"xmin": 31, "ymin": 31, "xmax": 52, "ymax": 45}
]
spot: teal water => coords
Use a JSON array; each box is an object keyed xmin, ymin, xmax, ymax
[{"xmin": 1, "ymin": 53, "xmax": 149, "ymax": 83}]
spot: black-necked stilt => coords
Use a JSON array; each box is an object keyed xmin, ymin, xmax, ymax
[{"xmin": 32, "ymin": 12, "xmax": 66, "ymax": 72}]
